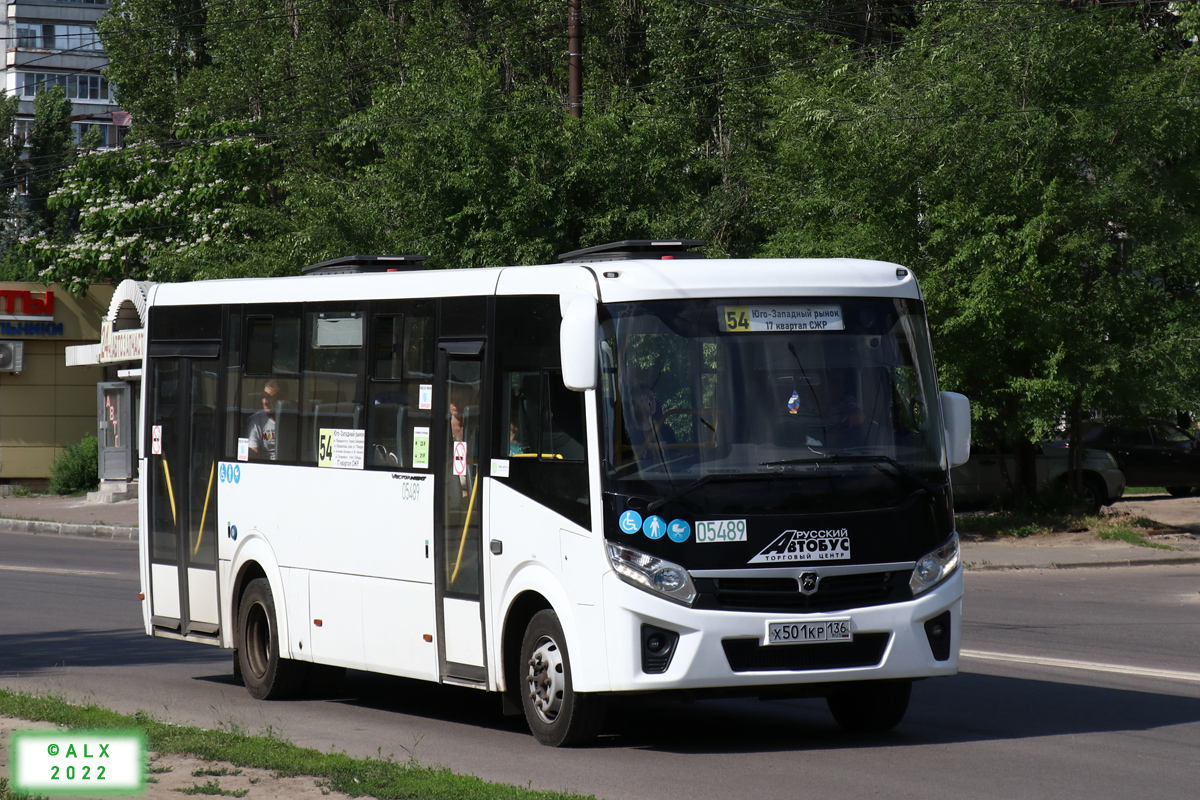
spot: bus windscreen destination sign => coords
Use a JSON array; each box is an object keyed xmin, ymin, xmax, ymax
[{"xmin": 720, "ymin": 305, "xmax": 844, "ymax": 332}]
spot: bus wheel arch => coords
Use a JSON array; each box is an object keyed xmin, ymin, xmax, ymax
[{"xmin": 501, "ymin": 591, "xmax": 553, "ymax": 711}]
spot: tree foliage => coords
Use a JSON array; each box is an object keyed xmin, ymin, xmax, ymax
[{"xmin": 7, "ymin": 0, "xmax": 1200, "ymax": 495}]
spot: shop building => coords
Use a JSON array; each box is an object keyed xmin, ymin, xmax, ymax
[{"xmin": 0, "ymin": 280, "xmax": 111, "ymax": 486}]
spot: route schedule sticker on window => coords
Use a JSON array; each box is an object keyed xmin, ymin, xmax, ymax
[
  {"xmin": 11, "ymin": 729, "xmax": 145, "ymax": 795},
  {"xmin": 412, "ymin": 427, "xmax": 430, "ymax": 468},
  {"xmin": 720, "ymin": 305, "xmax": 844, "ymax": 332},
  {"xmin": 317, "ymin": 428, "xmax": 365, "ymax": 470}
]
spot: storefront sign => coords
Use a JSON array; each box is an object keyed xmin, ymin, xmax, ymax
[
  {"xmin": 97, "ymin": 319, "xmax": 145, "ymax": 363},
  {"xmin": 0, "ymin": 289, "xmax": 63, "ymax": 335}
]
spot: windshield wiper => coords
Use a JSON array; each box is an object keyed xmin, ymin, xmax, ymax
[
  {"xmin": 645, "ymin": 473, "xmax": 767, "ymax": 514},
  {"xmin": 759, "ymin": 454, "xmax": 940, "ymax": 495}
]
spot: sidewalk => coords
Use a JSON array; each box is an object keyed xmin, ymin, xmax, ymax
[
  {"xmin": 1, "ymin": 492, "xmax": 1199, "ymax": 571},
  {"xmin": 0, "ymin": 494, "xmax": 137, "ymax": 540}
]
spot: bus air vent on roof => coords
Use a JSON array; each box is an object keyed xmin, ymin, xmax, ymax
[
  {"xmin": 302, "ymin": 254, "xmax": 430, "ymax": 275},
  {"xmin": 557, "ymin": 239, "xmax": 707, "ymax": 263}
]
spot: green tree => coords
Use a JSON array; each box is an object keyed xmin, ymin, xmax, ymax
[
  {"xmin": 23, "ymin": 86, "xmax": 76, "ymax": 236},
  {"xmin": 764, "ymin": 2, "xmax": 1200, "ymax": 504}
]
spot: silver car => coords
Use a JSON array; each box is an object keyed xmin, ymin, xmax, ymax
[{"xmin": 951, "ymin": 443, "xmax": 1125, "ymax": 514}]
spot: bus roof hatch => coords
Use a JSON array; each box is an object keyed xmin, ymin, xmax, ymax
[
  {"xmin": 557, "ymin": 239, "xmax": 707, "ymax": 263},
  {"xmin": 302, "ymin": 254, "xmax": 430, "ymax": 275}
]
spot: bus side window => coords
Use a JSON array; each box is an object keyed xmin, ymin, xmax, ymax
[
  {"xmin": 540, "ymin": 371, "xmax": 585, "ymax": 461},
  {"xmin": 240, "ymin": 311, "xmax": 301, "ymax": 462},
  {"xmin": 494, "ymin": 296, "xmax": 590, "ymax": 530},
  {"xmin": 301, "ymin": 308, "xmax": 365, "ymax": 465},
  {"xmin": 366, "ymin": 304, "xmax": 435, "ymax": 470}
]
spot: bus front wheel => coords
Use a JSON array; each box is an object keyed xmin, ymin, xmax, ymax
[
  {"xmin": 826, "ymin": 679, "xmax": 912, "ymax": 734},
  {"xmin": 520, "ymin": 609, "xmax": 604, "ymax": 747},
  {"xmin": 237, "ymin": 578, "xmax": 308, "ymax": 700}
]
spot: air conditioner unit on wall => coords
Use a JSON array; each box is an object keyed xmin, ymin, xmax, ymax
[{"xmin": 0, "ymin": 341, "xmax": 25, "ymax": 373}]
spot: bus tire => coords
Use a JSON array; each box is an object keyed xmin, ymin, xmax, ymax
[
  {"xmin": 520, "ymin": 609, "xmax": 604, "ymax": 747},
  {"xmin": 827, "ymin": 679, "xmax": 912, "ymax": 734},
  {"xmin": 237, "ymin": 578, "xmax": 308, "ymax": 700}
]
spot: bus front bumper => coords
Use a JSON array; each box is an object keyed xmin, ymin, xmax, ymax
[{"xmin": 595, "ymin": 567, "xmax": 963, "ymax": 694}]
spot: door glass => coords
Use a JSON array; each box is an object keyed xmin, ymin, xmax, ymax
[
  {"xmin": 441, "ymin": 358, "xmax": 482, "ymax": 599},
  {"xmin": 188, "ymin": 362, "xmax": 219, "ymax": 569},
  {"xmin": 149, "ymin": 359, "xmax": 181, "ymax": 566}
]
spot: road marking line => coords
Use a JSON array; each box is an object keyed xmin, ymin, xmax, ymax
[
  {"xmin": 0, "ymin": 564, "xmax": 120, "ymax": 577},
  {"xmin": 962, "ymin": 649, "xmax": 1200, "ymax": 683}
]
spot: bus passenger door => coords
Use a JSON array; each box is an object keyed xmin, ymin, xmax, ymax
[
  {"xmin": 146, "ymin": 351, "xmax": 222, "ymax": 642},
  {"xmin": 435, "ymin": 342, "xmax": 489, "ymax": 683}
]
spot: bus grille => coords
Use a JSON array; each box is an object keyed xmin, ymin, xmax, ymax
[
  {"xmin": 722, "ymin": 633, "xmax": 890, "ymax": 673},
  {"xmin": 692, "ymin": 571, "xmax": 912, "ymax": 613}
]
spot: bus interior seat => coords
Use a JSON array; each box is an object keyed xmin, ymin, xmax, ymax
[{"xmin": 273, "ymin": 400, "xmax": 299, "ymax": 462}]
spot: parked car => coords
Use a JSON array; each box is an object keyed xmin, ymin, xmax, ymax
[
  {"xmin": 951, "ymin": 444, "xmax": 1125, "ymax": 514},
  {"xmin": 1078, "ymin": 420, "xmax": 1200, "ymax": 496}
]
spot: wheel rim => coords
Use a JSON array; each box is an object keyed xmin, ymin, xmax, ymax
[
  {"xmin": 245, "ymin": 601, "xmax": 271, "ymax": 679},
  {"xmin": 526, "ymin": 634, "xmax": 565, "ymax": 724}
]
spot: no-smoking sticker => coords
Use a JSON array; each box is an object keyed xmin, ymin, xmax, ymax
[{"xmin": 453, "ymin": 441, "xmax": 467, "ymax": 476}]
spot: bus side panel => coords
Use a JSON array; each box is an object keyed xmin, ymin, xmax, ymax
[
  {"xmin": 362, "ymin": 578, "xmax": 438, "ymax": 680},
  {"xmin": 219, "ymin": 462, "xmax": 437, "ymax": 678},
  {"xmin": 486, "ymin": 479, "xmax": 610, "ymax": 693}
]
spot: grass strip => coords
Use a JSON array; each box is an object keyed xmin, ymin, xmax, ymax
[
  {"xmin": 956, "ymin": 511, "xmax": 1178, "ymax": 549},
  {"xmin": 1095, "ymin": 525, "xmax": 1175, "ymax": 550},
  {"xmin": 0, "ymin": 691, "xmax": 595, "ymax": 800},
  {"xmin": 956, "ymin": 511, "xmax": 1097, "ymax": 539}
]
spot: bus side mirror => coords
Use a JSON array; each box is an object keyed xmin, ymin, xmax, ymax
[
  {"xmin": 560, "ymin": 294, "xmax": 598, "ymax": 392},
  {"xmin": 941, "ymin": 391, "xmax": 971, "ymax": 468}
]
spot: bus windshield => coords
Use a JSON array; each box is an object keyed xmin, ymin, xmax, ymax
[{"xmin": 599, "ymin": 297, "xmax": 947, "ymax": 509}]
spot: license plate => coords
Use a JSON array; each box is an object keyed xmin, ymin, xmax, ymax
[{"xmin": 766, "ymin": 619, "xmax": 852, "ymax": 646}]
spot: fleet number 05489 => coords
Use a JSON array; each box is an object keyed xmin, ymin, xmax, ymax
[{"xmin": 696, "ymin": 519, "xmax": 747, "ymax": 542}]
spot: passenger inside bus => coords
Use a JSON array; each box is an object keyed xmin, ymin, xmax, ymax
[{"xmin": 247, "ymin": 379, "xmax": 281, "ymax": 460}]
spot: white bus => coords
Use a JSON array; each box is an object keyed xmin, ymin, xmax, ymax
[{"xmin": 139, "ymin": 241, "xmax": 971, "ymax": 746}]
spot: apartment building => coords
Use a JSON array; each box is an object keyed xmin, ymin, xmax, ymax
[{"xmin": 3, "ymin": 0, "xmax": 125, "ymax": 148}]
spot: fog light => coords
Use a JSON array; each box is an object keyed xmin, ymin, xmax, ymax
[
  {"xmin": 640, "ymin": 624, "xmax": 679, "ymax": 674},
  {"xmin": 924, "ymin": 611, "xmax": 952, "ymax": 661}
]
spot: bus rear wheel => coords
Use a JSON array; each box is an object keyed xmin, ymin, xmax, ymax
[
  {"xmin": 237, "ymin": 578, "xmax": 308, "ymax": 700},
  {"xmin": 520, "ymin": 609, "xmax": 604, "ymax": 747},
  {"xmin": 827, "ymin": 679, "xmax": 912, "ymax": 734}
]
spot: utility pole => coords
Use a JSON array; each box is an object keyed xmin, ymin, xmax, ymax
[{"xmin": 567, "ymin": 0, "xmax": 582, "ymax": 118}]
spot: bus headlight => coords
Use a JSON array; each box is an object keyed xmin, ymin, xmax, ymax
[
  {"xmin": 909, "ymin": 532, "xmax": 960, "ymax": 596},
  {"xmin": 607, "ymin": 542, "xmax": 697, "ymax": 606}
]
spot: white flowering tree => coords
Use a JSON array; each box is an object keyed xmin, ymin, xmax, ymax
[{"xmin": 12, "ymin": 113, "xmax": 280, "ymax": 291}]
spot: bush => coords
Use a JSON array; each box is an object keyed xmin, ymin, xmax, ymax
[{"xmin": 48, "ymin": 433, "xmax": 99, "ymax": 495}]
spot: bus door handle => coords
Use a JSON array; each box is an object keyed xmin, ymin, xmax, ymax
[{"xmin": 490, "ymin": 540, "xmax": 503, "ymax": 555}]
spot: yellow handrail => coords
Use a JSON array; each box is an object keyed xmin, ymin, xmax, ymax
[
  {"xmin": 193, "ymin": 462, "xmax": 215, "ymax": 556},
  {"xmin": 450, "ymin": 471, "xmax": 480, "ymax": 586},
  {"xmin": 162, "ymin": 456, "xmax": 177, "ymax": 526}
]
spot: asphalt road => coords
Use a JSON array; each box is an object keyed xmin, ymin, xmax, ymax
[{"xmin": 2, "ymin": 531, "xmax": 1199, "ymax": 800}]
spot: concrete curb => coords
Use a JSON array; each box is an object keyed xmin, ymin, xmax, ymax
[
  {"xmin": 966, "ymin": 555, "xmax": 1200, "ymax": 571},
  {"xmin": 0, "ymin": 517, "xmax": 137, "ymax": 541}
]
